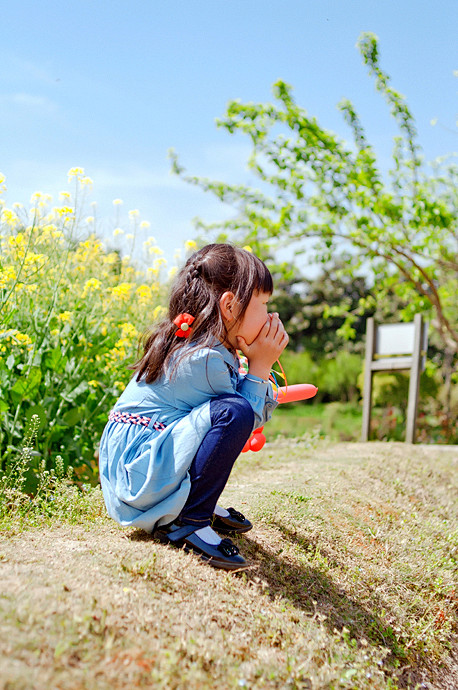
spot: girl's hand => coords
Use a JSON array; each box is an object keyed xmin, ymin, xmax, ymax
[{"xmin": 237, "ymin": 313, "xmax": 289, "ymax": 380}]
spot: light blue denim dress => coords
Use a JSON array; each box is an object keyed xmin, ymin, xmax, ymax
[{"xmin": 98, "ymin": 342, "xmax": 277, "ymax": 532}]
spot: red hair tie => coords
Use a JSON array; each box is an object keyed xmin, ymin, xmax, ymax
[{"xmin": 173, "ymin": 313, "xmax": 195, "ymax": 338}]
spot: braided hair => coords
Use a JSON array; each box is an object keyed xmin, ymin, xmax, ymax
[{"xmin": 132, "ymin": 243, "xmax": 273, "ymax": 383}]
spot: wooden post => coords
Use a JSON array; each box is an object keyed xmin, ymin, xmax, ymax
[
  {"xmin": 361, "ymin": 317, "xmax": 375, "ymax": 441},
  {"xmin": 405, "ymin": 314, "xmax": 423, "ymax": 444}
]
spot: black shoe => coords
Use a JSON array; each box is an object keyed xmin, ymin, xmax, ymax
[
  {"xmin": 211, "ymin": 507, "xmax": 253, "ymax": 535},
  {"xmin": 153, "ymin": 522, "xmax": 251, "ymax": 571}
]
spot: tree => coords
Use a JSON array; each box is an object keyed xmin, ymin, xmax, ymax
[
  {"xmin": 171, "ymin": 33, "xmax": 458, "ymax": 364},
  {"xmin": 269, "ymin": 258, "xmax": 370, "ymax": 354}
]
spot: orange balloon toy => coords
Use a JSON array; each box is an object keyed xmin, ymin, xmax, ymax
[{"xmin": 241, "ymin": 383, "xmax": 318, "ymax": 452}]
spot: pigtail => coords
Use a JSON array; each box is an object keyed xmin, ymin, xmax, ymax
[{"xmin": 132, "ymin": 319, "xmax": 177, "ymax": 383}]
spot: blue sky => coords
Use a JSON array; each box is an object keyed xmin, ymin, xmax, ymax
[{"xmin": 2, "ymin": 0, "xmax": 457, "ymax": 264}]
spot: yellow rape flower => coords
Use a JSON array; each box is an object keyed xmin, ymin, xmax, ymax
[
  {"xmin": 153, "ymin": 257, "xmax": 167, "ymax": 271},
  {"xmin": 53, "ymin": 206, "xmax": 74, "ymax": 217},
  {"xmin": 15, "ymin": 332, "xmax": 33, "ymax": 346},
  {"xmin": 104, "ymin": 252, "xmax": 119, "ymax": 265},
  {"xmin": 168, "ymin": 266, "xmax": 178, "ymax": 280},
  {"xmin": 128, "ymin": 209, "xmax": 139, "ymax": 219},
  {"xmin": 110, "ymin": 345, "xmax": 127, "ymax": 360},
  {"xmin": 8, "ymin": 233, "xmax": 26, "ymax": 248},
  {"xmin": 81, "ymin": 236, "xmax": 102, "ymax": 251},
  {"xmin": 140, "ymin": 221, "xmax": 150, "ymax": 229},
  {"xmin": 135, "ymin": 284, "xmax": 151, "ymax": 306},
  {"xmin": 24, "ymin": 252, "xmax": 46, "ymax": 267},
  {"xmin": 67, "ymin": 167, "xmax": 85, "ymax": 181},
  {"xmin": 0, "ymin": 266, "xmax": 17, "ymax": 288},
  {"xmin": 153, "ymin": 305, "xmax": 167, "ymax": 320},
  {"xmin": 1, "ymin": 209, "xmax": 19, "ymax": 227},
  {"xmin": 111, "ymin": 282, "xmax": 133, "ymax": 300},
  {"xmin": 148, "ymin": 246, "xmax": 163, "ymax": 256},
  {"xmin": 88, "ymin": 380, "xmax": 100, "ymax": 388},
  {"xmin": 243, "ymin": 245, "xmax": 253, "ymax": 253},
  {"xmin": 75, "ymin": 236, "xmax": 104, "ymax": 264},
  {"xmin": 81, "ymin": 176, "xmax": 93, "ymax": 187},
  {"xmin": 1, "ymin": 330, "xmax": 34, "ymax": 347},
  {"xmin": 38, "ymin": 224, "xmax": 62, "ymax": 242},
  {"xmin": 113, "ymin": 198, "xmax": 123, "ymax": 206},
  {"xmin": 30, "ymin": 191, "xmax": 44, "ymax": 204},
  {"xmin": 184, "ymin": 239, "xmax": 197, "ymax": 252},
  {"xmin": 57, "ymin": 311, "xmax": 72, "ymax": 323},
  {"xmin": 113, "ymin": 228, "xmax": 124, "ymax": 237},
  {"xmin": 82, "ymin": 277, "xmax": 102, "ymax": 298},
  {"xmin": 120, "ymin": 322, "xmax": 138, "ymax": 340}
]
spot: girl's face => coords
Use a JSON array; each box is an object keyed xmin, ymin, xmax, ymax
[{"xmin": 228, "ymin": 290, "xmax": 271, "ymax": 347}]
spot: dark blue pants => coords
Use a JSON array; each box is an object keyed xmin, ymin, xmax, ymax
[{"xmin": 180, "ymin": 394, "xmax": 254, "ymax": 528}]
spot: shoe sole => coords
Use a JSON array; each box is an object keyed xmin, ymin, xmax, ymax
[
  {"xmin": 183, "ymin": 545, "xmax": 253, "ymax": 571},
  {"xmin": 212, "ymin": 524, "xmax": 253, "ymax": 535},
  {"xmin": 154, "ymin": 530, "xmax": 253, "ymax": 571}
]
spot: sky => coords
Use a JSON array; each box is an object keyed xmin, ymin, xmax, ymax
[{"xmin": 1, "ymin": 0, "xmax": 457, "ymax": 266}]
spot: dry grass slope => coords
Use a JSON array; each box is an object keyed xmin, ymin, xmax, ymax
[{"xmin": 0, "ymin": 441, "xmax": 457, "ymax": 689}]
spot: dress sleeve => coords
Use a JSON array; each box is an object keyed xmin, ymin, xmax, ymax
[
  {"xmin": 172, "ymin": 348, "xmax": 278, "ymax": 430},
  {"xmin": 236, "ymin": 374, "xmax": 278, "ymax": 428}
]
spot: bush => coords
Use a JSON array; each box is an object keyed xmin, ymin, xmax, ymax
[
  {"xmin": 275, "ymin": 349, "xmax": 319, "ymax": 386},
  {"xmin": 319, "ymin": 350, "xmax": 362, "ymax": 402},
  {"xmin": 0, "ymin": 169, "xmax": 169, "ymax": 484},
  {"xmin": 278, "ymin": 349, "xmax": 362, "ymax": 403}
]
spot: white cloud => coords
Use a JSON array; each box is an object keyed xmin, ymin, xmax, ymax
[
  {"xmin": 7, "ymin": 55, "xmax": 59, "ymax": 86},
  {"xmin": 0, "ymin": 92, "xmax": 58, "ymax": 114}
]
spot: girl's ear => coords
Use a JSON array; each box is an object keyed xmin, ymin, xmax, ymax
[{"xmin": 220, "ymin": 291, "xmax": 236, "ymax": 322}]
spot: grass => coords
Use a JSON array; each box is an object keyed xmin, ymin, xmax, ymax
[
  {"xmin": 264, "ymin": 402, "xmax": 362, "ymax": 442},
  {"xmin": 0, "ymin": 440, "xmax": 457, "ymax": 689}
]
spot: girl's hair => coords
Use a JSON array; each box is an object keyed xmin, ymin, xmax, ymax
[{"xmin": 132, "ymin": 243, "xmax": 273, "ymax": 383}]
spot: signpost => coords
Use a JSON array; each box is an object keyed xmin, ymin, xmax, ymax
[{"xmin": 361, "ymin": 314, "xmax": 428, "ymax": 443}]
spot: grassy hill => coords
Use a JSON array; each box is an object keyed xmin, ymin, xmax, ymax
[{"xmin": 1, "ymin": 441, "xmax": 457, "ymax": 689}]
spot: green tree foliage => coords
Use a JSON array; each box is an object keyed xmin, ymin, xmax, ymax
[
  {"xmin": 171, "ymin": 32, "xmax": 458, "ymax": 360},
  {"xmin": 270, "ymin": 258, "xmax": 370, "ymax": 354}
]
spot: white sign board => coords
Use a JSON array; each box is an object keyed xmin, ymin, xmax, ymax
[{"xmin": 375, "ymin": 323, "xmax": 416, "ymax": 356}]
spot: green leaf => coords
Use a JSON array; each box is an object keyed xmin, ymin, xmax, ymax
[
  {"xmin": 62, "ymin": 408, "xmax": 84, "ymax": 426},
  {"xmin": 44, "ymin": 347, "xmax": 67, "ymax": 373},
  {"xmin": 10, "ymin": 367, "xmax": 42, "ymax": 404},
  {"xmin": 61, "ymin": 381, "xmax": 89, "ymax": 403}
]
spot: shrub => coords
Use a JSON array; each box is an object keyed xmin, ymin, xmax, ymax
[
  {"xmin": 0, "ymin": 169, "xmax": 168, "ymax": 484},
  {"xmin": 276, "ymin": 349, "xmax": 319, "ymax": 386},
  {"xmin": 319, "ymin": 350, "xmax": 362, "ymax": 402}
]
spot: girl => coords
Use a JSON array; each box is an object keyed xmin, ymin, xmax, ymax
[{"xmin": 98, "ymin": 244, "xmax": 288, "ymax": 570}]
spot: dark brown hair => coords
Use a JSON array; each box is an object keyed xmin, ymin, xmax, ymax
[{"xmin": 132, "ymin": 243, "xmax": 273, "ymax": 383}]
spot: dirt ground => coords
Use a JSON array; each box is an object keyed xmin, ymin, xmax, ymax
[{"xmin": 1, "ymin": 441, "xmax": 457, "ymax": 689}]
